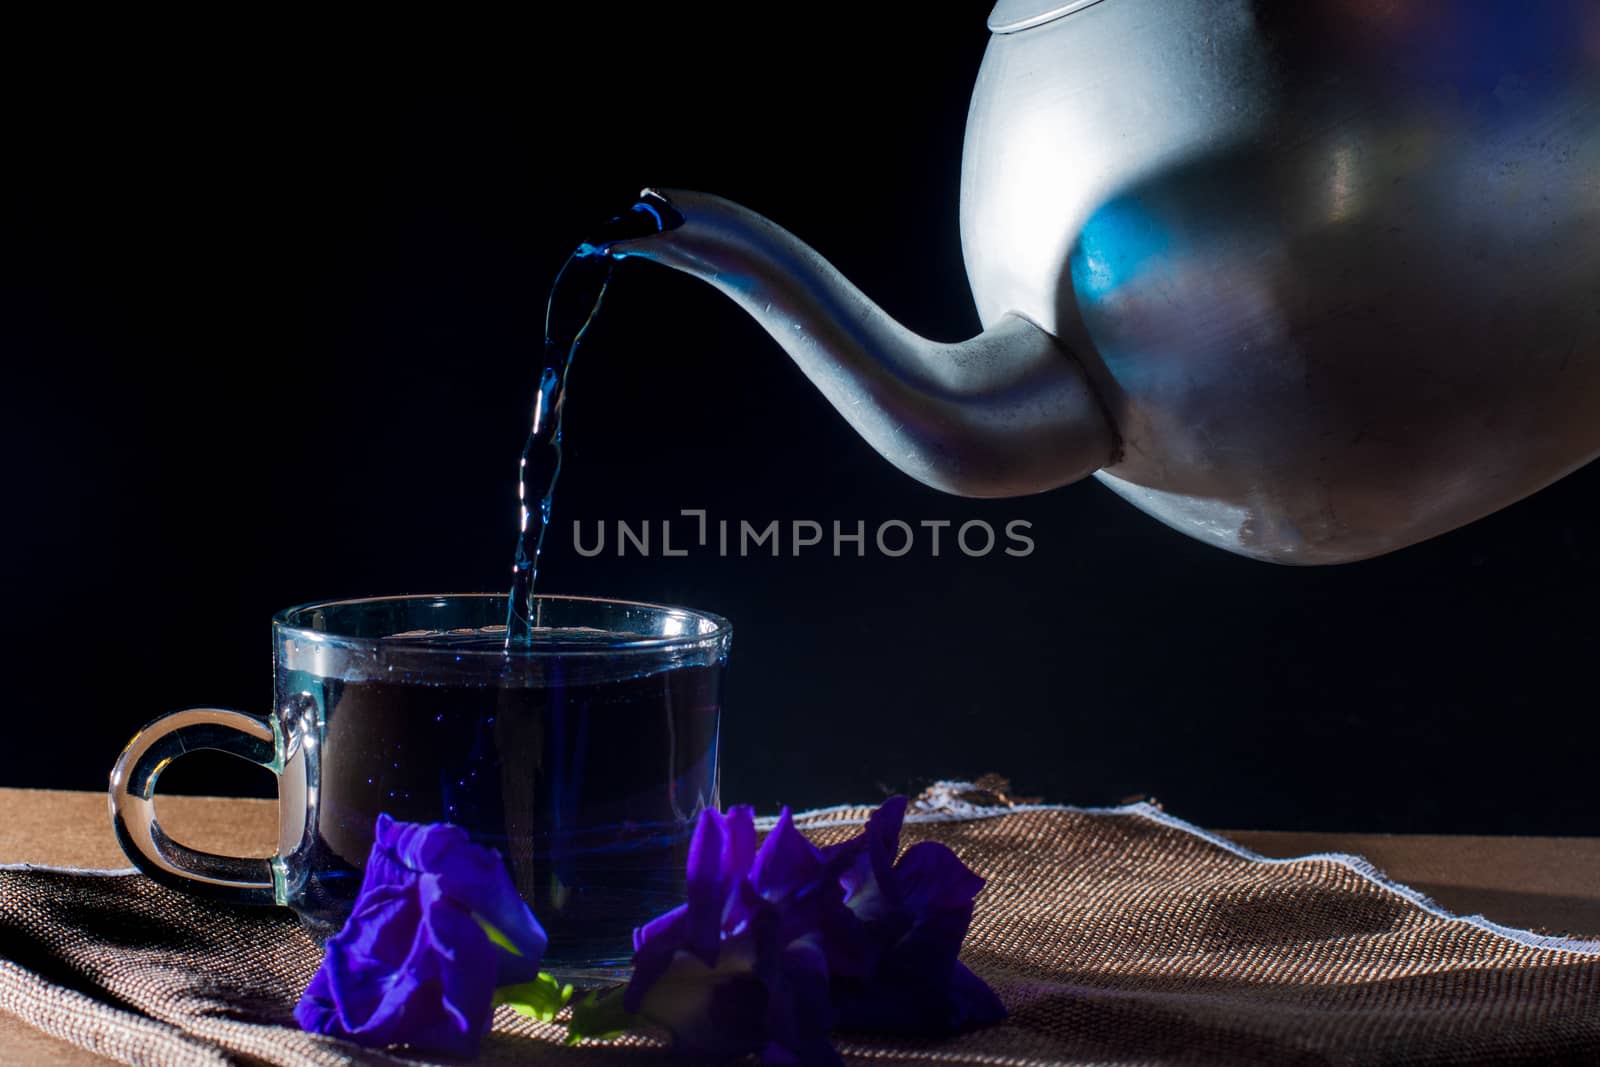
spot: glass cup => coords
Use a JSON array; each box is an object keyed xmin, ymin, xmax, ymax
[{"xmin": 110, "ymin": 593, "xmax": 730, "ymax": 974}]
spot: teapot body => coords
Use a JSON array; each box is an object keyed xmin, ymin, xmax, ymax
[{"xmin": 963, "ymin": 0, "xmax": 1600, "ymax": 562}]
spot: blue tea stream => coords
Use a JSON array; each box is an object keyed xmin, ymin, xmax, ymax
[
  {"xmin": 506, "ymin": 192, "xmax": 684, "ymax": 644},
  {"xmin": 288, "ymin": 194, "xmax": 716, "ymax": 969}
]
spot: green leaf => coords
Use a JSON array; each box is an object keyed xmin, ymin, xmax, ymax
[
  {"xmin": 496, "ymin": 973, "xmax": 574, "ymax": 1023},
  {"xmin": 565, "ymin": 987, "xmax": 636, "ymax": 1045}
]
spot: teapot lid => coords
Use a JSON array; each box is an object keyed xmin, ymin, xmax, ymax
[{"xmin": 987, "ymin": 0, "xmax": 1107, "ymax": 33}]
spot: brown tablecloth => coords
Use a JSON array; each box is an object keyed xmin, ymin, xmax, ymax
[{"xmin": 3, "ymin": 790, "xmax": 1600, "ymax": 1066}]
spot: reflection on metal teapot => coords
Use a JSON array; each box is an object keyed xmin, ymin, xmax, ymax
[{"xmin": 615, "ymin": 0, "xmax": 1600, "ymax": 564}]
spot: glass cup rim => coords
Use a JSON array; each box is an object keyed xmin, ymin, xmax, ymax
[{"xmin": 271, "ymin": 592, "xmax": 733, "ymax": 657}]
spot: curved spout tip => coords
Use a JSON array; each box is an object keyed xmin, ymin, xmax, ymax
[{"xmin": 633, "ymin": 188, "xmax": 685, "ymax": 234}]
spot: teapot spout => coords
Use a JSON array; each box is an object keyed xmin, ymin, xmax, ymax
[{"xmin": 608, "ymin": 189, "xmax": 1117, "ymax": 498}]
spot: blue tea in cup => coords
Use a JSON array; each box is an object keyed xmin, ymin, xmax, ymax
[{"xmin": 110, "ymin": 593, "xmax": 729, "ymax": 974}]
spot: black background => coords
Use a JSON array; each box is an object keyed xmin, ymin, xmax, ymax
[{"xmin": 4, "ymin": 8, "xmax": 1596, "ymax": 834}]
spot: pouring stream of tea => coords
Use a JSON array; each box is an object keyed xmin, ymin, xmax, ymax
[{"xmin": 506, "ymin": 193, "xmax": 684, "ymax": 645}]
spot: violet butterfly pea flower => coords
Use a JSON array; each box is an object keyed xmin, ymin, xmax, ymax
[
  {"xmin": 294, "ymin": 814, "xmax": 547, "ymax": 1056},
  {"xmin": 624, "ymin": 805, "xmax": 853, "ymax": 1066},
  {"xmin": 822, "ymin": 796, "xmax": 1005, "ymax": 1035}
]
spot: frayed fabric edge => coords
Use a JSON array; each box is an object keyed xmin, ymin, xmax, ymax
[{"xmin": 773, "ymin": 782, "xmax": 1600, "ymax": 958}]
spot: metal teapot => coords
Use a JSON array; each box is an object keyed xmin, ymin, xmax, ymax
[{"xmin": 616, "ymin": 0, "xmax": 1600, "ymax": 564}]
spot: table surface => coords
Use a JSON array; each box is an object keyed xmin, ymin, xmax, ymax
[{"xmin": 3, "ymin": 788, "xmax": 1598, "ymax": 1066}]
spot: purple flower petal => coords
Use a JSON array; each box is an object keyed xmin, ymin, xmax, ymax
[
  {"xmin": 750, "ymin": 810, "xmax": 824, "ymax": 904},
  {"xmin": 893, "ymin": 841, "xmax": 986, "ymax": 917},
  {"xmin": 684, "ymin": 807, "xmax": 727, "ymax": 903},
  {"xmin": 625, "ymin": 905, "xmax": 689, "ymax": 1014},
  {"xmin": 864, "ymin": 797, "xmax": 906, "ymax": 886},
  {"xmin": 829, "ymin": 796, "xmax": 908, "ymax": 923},
  {"xmin": 833, "ymin": 955, "xmax": 1001, "ymax": 1037},
  {"xmin": 628, "ymin": 806, "xmax": 838, "ymax": 1060},
  {"xmin": 359, "ymin": 814, "xmax": 410, "ymax": 888},
  {"xmin": 825, "ymin": 801, "xmax": 1006, "ymax": 1039},
  {"xmin": 874, "ymin": 905, "xmax": 973, "ymax": 984},
  {"xmin": 635, "ymin": 940, "xmax": 767, "ymax": 1057},
  {"xmin": 624, "ymin": 797, "xmax": 1004, "ymax": 1060},
  {"xmin": 687, "ymin": 807, "xmax": 764, "ymax": 964},
  {"xmin": 295, "ymin": 815, "xmax": 546, "ymax": 1055},
  {"xmin": 719, "ymin": 805, "xmax": 758, "ymax": 902},
  {"xmin": 311, "ymin": 886, "xmax": 420, "ymax": 1035},
  {"xmin": 415, "ymin": 877, "xmax": 500, "ymax": 1036},
  {"xmin": 428, "ymin": 839, "xmax": 547, "ymax": 983},
  {"xmin": 946, "ymin": 961, "xmax": 1007, "ymax": 1029},
  {"xmin": 762, "ymin": 935, "xmax": 843, "ymax": 1067},
  {"xmin": 634, "ymin": 902, "xmax": 687, "ymax": 954}
]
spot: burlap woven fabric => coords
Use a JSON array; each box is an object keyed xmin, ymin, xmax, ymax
[{"xmin": 3, "ymin": 800, "xmax": 1599, "ymax": 1067}]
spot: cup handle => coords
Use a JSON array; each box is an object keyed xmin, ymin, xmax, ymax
[{"xmin": 109, "ymin": 707, "xmax": 283, "ymax": 906}]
